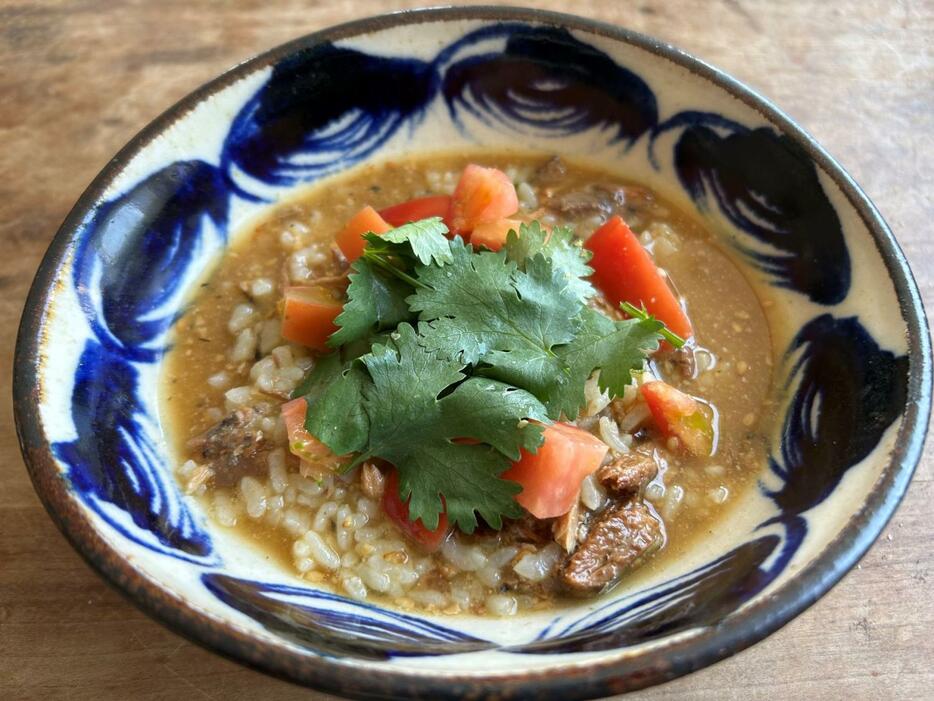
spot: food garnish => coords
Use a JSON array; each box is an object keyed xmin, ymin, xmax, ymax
[{"xmin": 291, "ymin": 214, "xmax": 676, "ymax": 532}]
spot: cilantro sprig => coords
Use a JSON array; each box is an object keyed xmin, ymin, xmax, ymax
[
  {"xmin": 620, "ymin": 301, "xmax": 686, "ymax": 349},
  {"xmin": 293, "ymin": 219, "xmax": 668, "ymax": 532},
  {"xmin": 359, "ymin": 324, "xmax": 546, "ymax": 531}
]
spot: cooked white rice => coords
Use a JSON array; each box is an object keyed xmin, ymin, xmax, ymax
[{"xmin": 178, "ymin": 167, "xmax": 726, "ymax": 616}]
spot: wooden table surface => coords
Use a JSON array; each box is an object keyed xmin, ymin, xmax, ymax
[{"xmin": 2, "ymin": 1, "xmax": 932, "ymax": 699}]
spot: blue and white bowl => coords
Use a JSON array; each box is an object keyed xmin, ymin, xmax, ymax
[{"xmin": 14, "ymin": 7, "xmax": 931, "ymax": 699}]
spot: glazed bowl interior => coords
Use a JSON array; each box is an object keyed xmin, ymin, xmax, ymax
[{"xmin": 14, "ymin": 7, "xmax": 930, "ymax": 700}]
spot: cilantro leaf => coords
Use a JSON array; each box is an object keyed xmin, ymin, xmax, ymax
[
  {"xmin": 296, "ymin": 353, "xmax": 370, "ymax": 455},
  {"xmin": 359, "ymin": 324, "xmax": 539, "ymax": 532},
  {"xmin": 547, "ymin": 307, "xmax": 663, "ymax": 418},
  {"xmin": 439, "ymin": 377, "xmax": 547, "ymax": 459},
  {"xmin": 306, "ymin": 364, "xmax": 370, "ymax": 455},
  {"xmin": 328, "ymin": 258, "xmax": 413, "ymax": 348},
  {"xmin": 379, "ymin": 217, "xmax": 452, "ymax": 266},
  {"xmin": 503, "ymin": 221, "xmax": 594, "ymax": 300},
  {"xmin": 411, "ymin": 240, "xmax": 583, "ymax": 376},
  {"xmin": 292, "ymin": 350, "xmax": 342, "ymax": 400}
]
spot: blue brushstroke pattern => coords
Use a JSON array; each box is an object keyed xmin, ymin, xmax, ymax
[
  {"xmin": 203, "ymin": 573, "xmax": 494, "ymax": 659},
  {"xmin": 438, "ymin": 24, "xmax": 657, "ymax": 143},
  {"xmin": 54, "ymin": 342, "xmax": 212, "ymax": 559},
  {"xmin": 766, "ymin": 314, "xmax": 908, "ymax": 516},
  {"xmin": 221, "ymin": 43, "xmax": 438, "ymax": 198},
  {"xmin": 55, "ymin": 159, "xmax": 228, "ymax": 559},
  {"xmin": 73, "ymin": 160, "xmax": 229, "ymax": 359},
  {"xmin": 511, "ymin": 534, "xmax": 783, "ymax": 654},
  {"xmin": 656, "ymin": 114, "xmax": 850, "ymax": 304}
]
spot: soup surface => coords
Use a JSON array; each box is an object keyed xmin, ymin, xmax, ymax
[{"xmin": 162, "ymin": 152, "xmax": 775, "ymax": 616}]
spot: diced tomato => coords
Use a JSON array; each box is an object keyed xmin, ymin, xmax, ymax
[
  {"xmin": 382, "ymin": 468, "xmax": 449, "ymax": 552},
  {"xmin": 501, "ymin": 422, "xmax": 608, "ymax": 519},
  {"xmin": 584, "ymin": 216, "xmax": 693, "ymax": 345},
  {"xmin": 379, "ymin": 195, "xmax": 452, "ymax": 228},
  {"xmin": 336, "ymin": 205, "xmax": 392, "ymax": 262},
  {"xmin": 280, "ymin": 286, "xmax": 342, "ymax": 351},
  {"xmin": 470, "ymin": 217, "xmax": 524, "ymax": 252},
  {"xmin": 281, "ymin": 397, "xmax": 307, "ymax": 437},
  {"xmin": 280, "ymin": 398, "xmax": 344, "ymax": 470},
  {"xmin": 449, "ymin": 164, "xmax": 519, "ymax": 236},
  {"xmin": 640, "ymin": 381, "xmax": 715, "ymax": 456}
]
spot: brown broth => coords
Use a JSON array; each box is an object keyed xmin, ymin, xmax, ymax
[{"xmin": 161, "ymin": 151, "xmax": 776, "ymax": 614}]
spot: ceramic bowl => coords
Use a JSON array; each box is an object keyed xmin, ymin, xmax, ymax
[{"xmin": 14, "ymin": 7, "xmax": 931, "ymax": 700}]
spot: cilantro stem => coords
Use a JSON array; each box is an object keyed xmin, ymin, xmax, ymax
[
  {"xmin": 337, "ymin": 451, "xmax": 370, "ymax": 475},
  {"xmin": 363, "ymin": 251, "xmax": 428, "ymax": 289},
  {"xmin": 619, "ymin": 301, "xmax": 686, "ymax": 349}
]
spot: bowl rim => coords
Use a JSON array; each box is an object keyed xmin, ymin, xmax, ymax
[{"xmin": 13, "ymin": 5, "xmax": 932, "ymax": 699}]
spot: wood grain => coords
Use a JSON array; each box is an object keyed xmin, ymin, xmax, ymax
[{"xmin": 1, "ymin": 1, "xmax": 931, "ymax": 699}]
